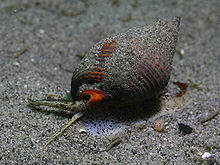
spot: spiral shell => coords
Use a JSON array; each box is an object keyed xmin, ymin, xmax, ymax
[{"xmin": 71, "ymin": 17, "xmax": 180, "ymax": 106}]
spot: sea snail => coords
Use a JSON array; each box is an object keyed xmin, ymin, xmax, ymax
[{"xmin": 29, "ymin": 17, "xmax": 180, "ymax": 146}]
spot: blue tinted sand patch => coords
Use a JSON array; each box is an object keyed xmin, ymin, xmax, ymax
[{"xmin": 83, "ymin": 111, "xmax": 126, "ymax": 136}]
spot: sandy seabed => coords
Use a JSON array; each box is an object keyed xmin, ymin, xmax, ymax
[{"xmin": 0, "ymin": 0, "xmax": 219, "ymax": 164}]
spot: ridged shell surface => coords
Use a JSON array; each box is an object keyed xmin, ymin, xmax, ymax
[{"xmin": 71, "ymin": 17, "xmax": 180, "ymax": 106}]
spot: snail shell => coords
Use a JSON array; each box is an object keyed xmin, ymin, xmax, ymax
[{"xmin": 71, "ymin": 17, "xmax": 180, "ymax": 106}]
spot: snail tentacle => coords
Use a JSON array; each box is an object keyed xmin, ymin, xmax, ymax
[
  {"xmin": 43, "ymin": 112, "xmax": 84, "ymax": 148},
  {"xmin": 28, "ymin": 99, "xmax": 88, "ymax": 112}
]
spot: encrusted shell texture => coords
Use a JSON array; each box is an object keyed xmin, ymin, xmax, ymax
[{"xmin": 71, "ymin": 17, "xmax": 180, "ymax": 106}]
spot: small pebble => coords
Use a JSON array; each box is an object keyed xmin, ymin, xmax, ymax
[
  {"xmin": 39, "ymin": 29, "xmax": 45, "ymax": 34},
  {"xmin": 153, "ymin": 120, "xmax": 165, "ymax": 132},
  {"xmin": 78, "ymin": 128, "xmax": 86, "ymax": 133},
  {"xmin": 180, "ymin": 49, "xmax": 185, "ymax": 55},
  {"xmin": 178, "ymin": 123, "xmax": 193, "ymax": 135},
  {"xmin": 13, "ymin": 61, "xmax": 20, "ymax": 67},
  {"xmin": 202, "ymin": 152, "xmax": 212, "ymax": 159}
]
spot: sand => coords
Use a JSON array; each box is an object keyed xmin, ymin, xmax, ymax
[{"xmin": 0, "ymin": 0, "xmax": 219, "ymax": 164}]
